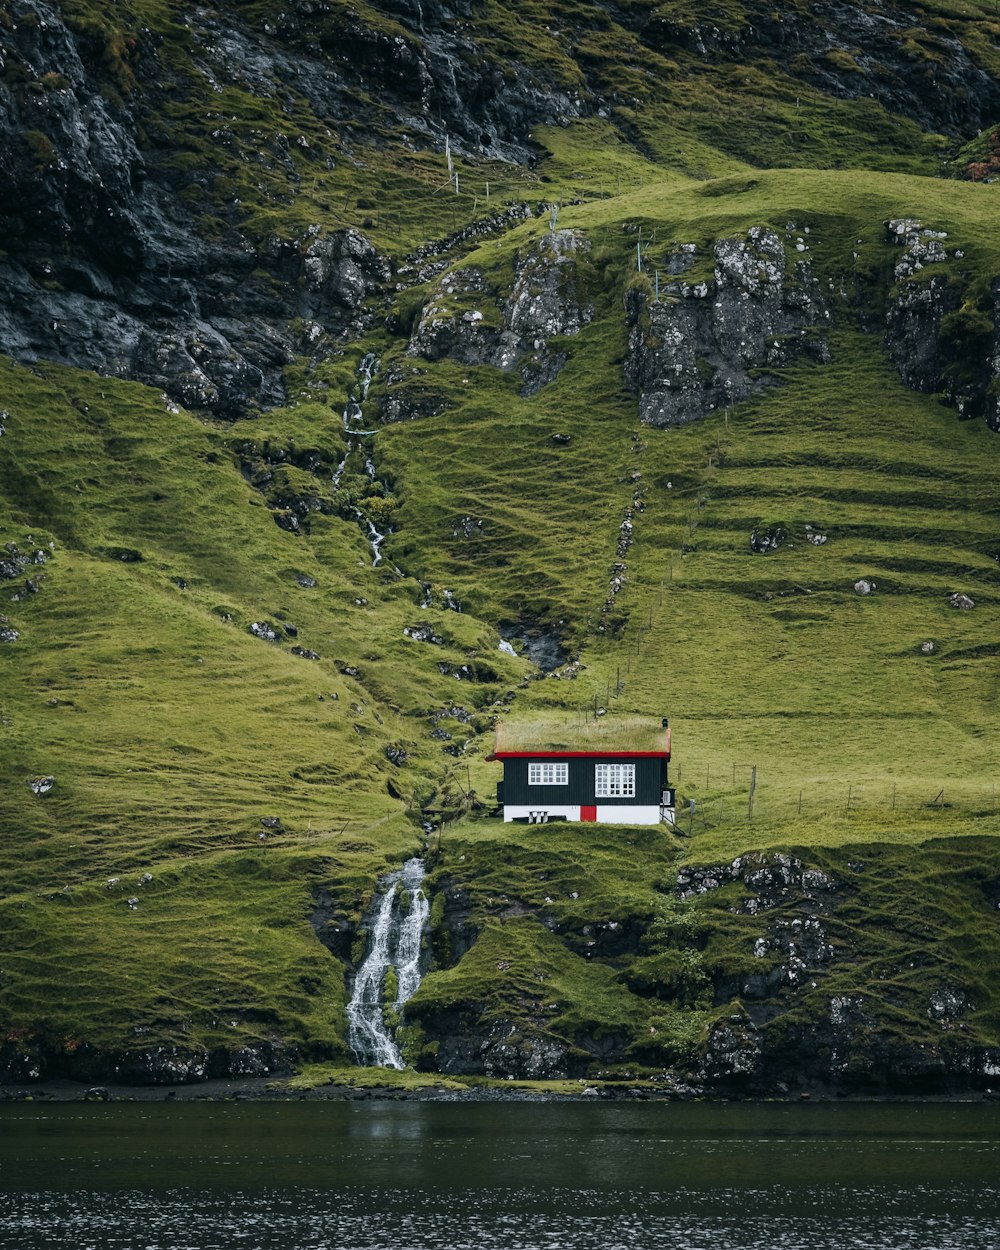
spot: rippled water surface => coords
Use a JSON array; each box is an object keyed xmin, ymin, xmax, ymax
[{"xmin": 1, "ymin": 1101, "xmax": 998, "ymax": 1249}]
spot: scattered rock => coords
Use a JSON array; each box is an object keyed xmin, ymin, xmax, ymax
[
  {"xmin": 452, "ymin": 516, "xmax": 485, "ymax": 540},
  {"xmin": 750, "ymin": 524, "xmax": 787, "ymax": 554},
  {"xmin": 28, "ymin": 776, "xmax": 55, "ymax": 797},
  {"xmin": 949, "ymin": 592, "xmax": 975, "ymax": 610},
  {"xmin": 260, "ymin": 816, "xmax": 283, "ymax": 831},
  {"xmin": 403, "ymin": 624, "xmax": 443, "ymax": 644},
  {"xmin": 385, "ymin": 745, "xmax": 409, "ymax": 767},
  {"xmin": 291, "ymin": 646, "xmax": 320, "ymax": 660},
  {"xmin": 293, "ymin": 572, "xmax": 317, "ymax": 588},
  {"xmin": 248, "ymin": 620, "xmax": 280, "ymax": 641},
  {"xmin": 853, "ymin": 579, "xmax": 875, "ymax": 595},
  {"xmin": 921, "ymin": 640, "xmax": 936, "ymax": 654}
]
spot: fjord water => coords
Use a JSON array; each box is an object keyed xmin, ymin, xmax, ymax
[{"xmin": 1, "ymin": 1103, "xmax": 999, "ymax": 1248}]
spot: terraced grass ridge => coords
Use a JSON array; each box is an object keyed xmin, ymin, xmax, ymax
[{"xmin": 1, "ymin": 0, "xmax": 999, "ymax": 1093}]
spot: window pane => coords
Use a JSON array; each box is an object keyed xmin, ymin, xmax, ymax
[
  {"xmin": 529, "ymin": 762, "xmax": 568, "ymax": 785},
  {"xmin": 595, "ymin": 763, "xmax": 635, "ymax": 797}
]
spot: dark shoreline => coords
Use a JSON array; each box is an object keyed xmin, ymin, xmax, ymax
[{"xmin": 2, "ymin": 1077, "xmax": 997, "ymax": 1104}]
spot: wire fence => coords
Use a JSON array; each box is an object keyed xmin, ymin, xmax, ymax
[{"xmin": 671, "ymin": 763, "xmax": 1000, "ymax": 830}]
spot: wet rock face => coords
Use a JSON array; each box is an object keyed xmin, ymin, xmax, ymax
[
  {"xmin": 641, "ymin": 2, "xmax": 1000, "ymax": 139},
  {"xmin": 625, "ymin": 226, "xmax": 830, "ymax": 427},
  {"xmin": 474, "ymin": 1023, "xmax": 572, "ymax": 1079},
  {"xmin": 0, "ymin": 3, "xmax": 395, "ymax": 418},
  {"xmin": 699, "ymin": 1011, "xmax": 762, "ymax": 1083},
  {"xmin": 499, "ymin": 618, "xmax": 569, "ymax": 673},
  {"xmin": 0, "ymin": 0, "xmax": 150, "ymax": 267},
  {"xmin": 302, "ymin": 229, "xmax": 391, "ymax": 320},
  {"xmin": 0, "ymin": 1038, "xmax": 293, "ymax": 1085}
]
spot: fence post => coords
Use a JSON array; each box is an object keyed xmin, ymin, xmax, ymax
[{"xmin": 748, "ymin": 765, "xmax": 757, "ymax": 821}]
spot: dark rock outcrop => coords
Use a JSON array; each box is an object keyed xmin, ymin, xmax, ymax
[
  {"xmin": 636, "ymin": 1, "xmax": 1000, "ymax": 139},
  {"xmin": 884, "ymin": 219, "xmax": 1000, "ymax": 429},
  {"xmin": 0, "ymin": 2, "xmax": 394, "ymax": 417},
  {"xmin": 625, "ymin": 226, "xmax": 830, "ymax": 426},
  {"xmin": 401, "ymin": 229, "xmax": 594, "ymax": 402}
]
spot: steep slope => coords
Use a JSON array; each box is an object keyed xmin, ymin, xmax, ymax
[{"xmin": 1, "ymin": 1, "xmax": 1000, "ymax": 1093}]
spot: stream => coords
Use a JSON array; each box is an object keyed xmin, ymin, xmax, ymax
[
  {"xmin": 333, "ymin": 352, "xmax": 391, "ymax": 566},
  {"xmin": 346, "ymin": 857, "xmax": 430, "ymax": 1069}
]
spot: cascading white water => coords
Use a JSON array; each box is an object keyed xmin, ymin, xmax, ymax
[
  {"xmin": 334, "ymin": 353, "xmax": 392, "ymax": 565},
  {"xmin": 346, "ymin": 857, "xmax": 430, "ymax": 1069}
]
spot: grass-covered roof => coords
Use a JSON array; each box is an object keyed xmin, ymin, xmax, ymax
[{"xmin": 495, "ymin": 715, "xmax": 669, "ymax": 754}]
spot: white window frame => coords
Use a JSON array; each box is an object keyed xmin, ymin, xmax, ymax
[
  {"xmin": 528, "ymin": 761, "xmax": 568, "ymax": 786},
  {"xmin": 595, "ymin": 763, "xmax": 635, "ymax": 798}
]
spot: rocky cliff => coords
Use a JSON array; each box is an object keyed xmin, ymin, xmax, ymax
[{"xmin": 4, "ymin": 0, "xmax": 1000, "ymax": 420}]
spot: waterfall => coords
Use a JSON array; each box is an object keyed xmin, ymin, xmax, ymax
[{"xmin": 346, "ymin": 857, "xmax": 430, "ymax": 1069}]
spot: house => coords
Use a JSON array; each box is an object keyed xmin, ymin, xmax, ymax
[{"xmin": 490, "ymin": 715, "xmax": 675, "ymax": 826}]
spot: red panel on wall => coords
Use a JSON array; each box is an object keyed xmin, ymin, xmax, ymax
[{"xmin": 580, "ymin": 805, "xmax": 597, "ymax": 822}]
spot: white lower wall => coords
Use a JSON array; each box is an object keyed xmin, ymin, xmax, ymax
[
  {"xmin": 503, "ymin": 805, "xmax": 663, "ymax": 825},
  {"xmin": 595, "ymin": 805, "xmax": 662, "ymax": 825}
]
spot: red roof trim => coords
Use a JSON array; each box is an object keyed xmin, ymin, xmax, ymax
[{"xmin": 494, "ymin": 750, "xmax": 670, "ymax": 760}]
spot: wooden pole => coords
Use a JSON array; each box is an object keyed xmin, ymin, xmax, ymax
[
  {"xmin": 748, "ymin": 765, "xmax": 756, "ymax": 821},
  {"xmin": 847, "ymin": 784, "xmax": 852, "ymax": 811},
  {"xmin": 797, "ymin": 789, "xmax": 802, "ymax": 815},
  {"xmin": 892, "ymin": 783, "xmax": 896, "ymax": 811}
]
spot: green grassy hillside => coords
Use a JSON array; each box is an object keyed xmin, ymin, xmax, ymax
[{"xmin": 2, "ymin": 1, "xmax": 1000, "ymax": 1092}]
